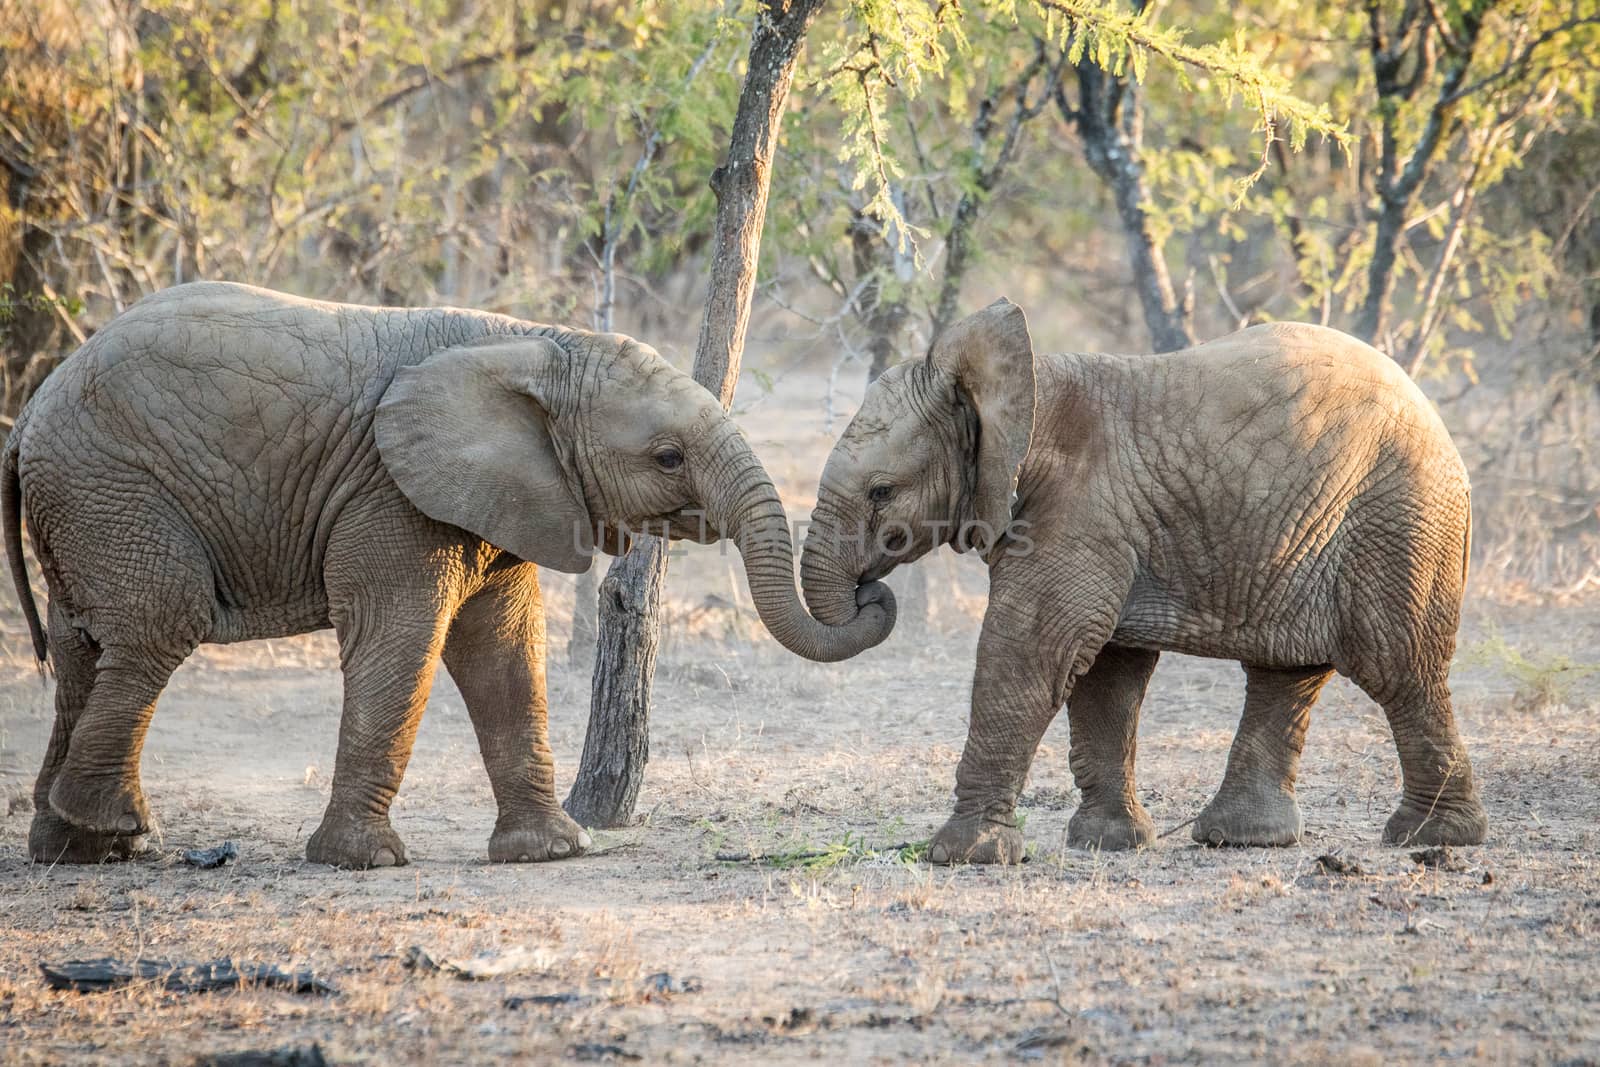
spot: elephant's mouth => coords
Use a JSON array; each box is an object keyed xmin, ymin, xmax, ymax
[
  {"xmin": 628, "ymin": 509, "xmax": 724, "ymax": 545},
  {"xmin": 860, "ymin": 558, "xmax": 896, "ymax": 584},
  {"xmin": 854, "ymin": 526, "xmax": 913, "ymax": 584},
  {"xmin": 597, "ymin": 523, "xmax": 633, "ymax": 556}
]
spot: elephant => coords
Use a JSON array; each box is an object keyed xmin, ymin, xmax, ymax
[
  {"xmin": 798, "ymin": 298, "xmax": 1486, "ymax": 863},
  {"xmin": 3, "ymin": 281, "xmax": 893, "ymax": 869}
]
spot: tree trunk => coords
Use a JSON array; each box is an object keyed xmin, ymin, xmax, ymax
[
  {"xmin": 1353, "ymin": 186, "xmax": 1406, "ymax": 345},
  {"xmin": 849, "ymin": 201, "xmax": 911, "ymax": 383},
  {"xmin": 1352, "ymin": 3, "xmax": 1482, "ymax": 349},
  {"xmin": 565, "ymin": 0, "xmax": 827, "ymax": 828},
  {"xmin": 0, "ymin": 193, "xmax": 65, "ymax": 414},
  {"xmin": 1065, "ymin": 58, "xmax": 1194, "ymax": 352},
  {"xmin": 930, "ymin": 45, "xmax": 1063, "ymax": 341},
  {"xmin": 848, "ymin": 201, "xmax": 928, "ymax": 632},
  {"xmin": 562, "ymin": 542, "xmax": 668, "ymax": 827}
]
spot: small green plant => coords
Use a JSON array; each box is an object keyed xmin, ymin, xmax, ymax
[
  {"xmin": 694, "ymin": 816, "xmax": 727, "ymax": 858},
  {"xmin": 779, "ymin": 833, "xmax": 864, "ymax": 872},
  {"xmin": 715, "ymin": 830, "xmax": 931, "ymax": 870},
  {"xmin": 1463, "ymin": 632, "xmax": 1600, "ymax": 713}
]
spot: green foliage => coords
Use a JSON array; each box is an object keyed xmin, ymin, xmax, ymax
[
  {"xmin": 715, "ymin": 829, "xmax": 931, "ymax": 869},
  {"xmin": 5, "ymin": 0, "xmax": 1597, "ymax": 411},
  {"xmin": 552, "ymin": 2, "xmax": 742, "ymax": 278},
  {"xmin": 1112, "ymin": 0, "xmax": 1600, "ymax": 375},
  {"xmin": 0, "ymin": 285, "xmax": 82, "ymax": 343},
  {"xmin": 813, "ymin": 0, "xmax": 1349, "ymax": 246},
  {"xmin": 0, "ymin": 0, "xmax": 753, "ymax": 327},
  {"xmin": 1036, "ymin": 0, "xmax": 1348, "ymax": 186},
  {"xmin": 811, "ymin": 0, "xmax": 966, "ymax": 231}
]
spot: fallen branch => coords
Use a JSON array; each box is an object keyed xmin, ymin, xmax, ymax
[{"xmin": 40, "ymin": 957, "xmax": 333, "ymax": 995}]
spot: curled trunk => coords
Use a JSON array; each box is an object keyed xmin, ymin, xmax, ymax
[
  {"xmin": 798, "ymin": 499, "xmax": 866, "ymax": 629},
  {"xmin": 701, "ymin": 432, "xmax": 893, "ymax": 662}
]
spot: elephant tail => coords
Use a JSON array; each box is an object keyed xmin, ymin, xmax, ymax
[{"xmin": 1, "ymin": 432, "xmax": 47, "ymax": 671}]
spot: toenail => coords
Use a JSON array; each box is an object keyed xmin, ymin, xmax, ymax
[
  {"xmin": 928, "ymin": 844, "xmax": 949, "ymax": 864},
  {"xmin": 116, "ymin": 814, "xmax": 140, "ymax": 834},
  {"xmin": 1208, "ymin": 828, "xmax": 1225, "ymax": 845},
  {"xmin": 374, "ymin": 847, "xmax": 397, "ymax": 866},
  {"xmin": 517, "ymin": 853, "xmax": 530, "ymax": 862},
  {"xmin": 577, "ymin": 830, "xmax": 593, "ymax": 849},
  {"xmin": 550, "ymin": 839, "xmax": 571, "ymax": 857}
]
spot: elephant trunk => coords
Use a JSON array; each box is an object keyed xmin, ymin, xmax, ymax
[
  {"xmin": 699, "ymin": 430, "xmax": 894, "ymax": 663},
  {"xmin": 799, "ymin": 497, "xmax": 867, "ymax": 628}
]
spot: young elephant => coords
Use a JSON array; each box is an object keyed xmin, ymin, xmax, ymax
[
  {"xmin": 800, "ymin": 299, "xmax": 1485, "ymax": 862},
  {"xmin": 4, "ymin": 282, "xmax": 892, "ymax": 868}
]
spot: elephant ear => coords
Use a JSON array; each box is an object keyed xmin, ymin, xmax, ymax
[
  {"xmin": 375, "ymin": 335, "xmax": 595, "ymax": 573},
  {"xmin": 928, "ymin": 297, "xmax": 1037, "ymax": 557}
]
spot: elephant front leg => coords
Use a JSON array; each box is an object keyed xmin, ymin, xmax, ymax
[
  {"xmin": 442, "ymin": 565, "xmax": 589, "ymax": 863},
  {"xmin": 928, "ymin": 567, "xmax": 1122, "ymax": 865},
  {"xmin": 307, "ymin": 601, "xmax": 448, "ymax": 870},
  {"xmin": 1193, "ymin": 665, "xmax": 1332, "ymax": 847},
  {"xmin": 1065, "ymin": 645, "xmax": 1160, "ymax": 851}
]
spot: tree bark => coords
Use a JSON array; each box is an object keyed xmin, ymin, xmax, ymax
[
  {"xmin": 1060, "ymin": 50, "xmax": 1194, "ymax": 352},
  {"xmin": 930, "ymin": 43, "xmax": 1063, "ymax": 341},
  {"xmin": 847, "ymin": 199, "xmax": 929, "ymax": 632},
  {"xmin": 849, "ymin": 202, "xmax": 911, "ymax": 383},
  {"xmin": 0, "ymin": 185, "xmax": 65, "ymax": 414},
  {"xmin": 565, "ymin": 0, "xmax": 827, "ymax": 828},
  {"xmin": 1352, "ymin": 1, "xmax": 1482, "ymax": 347},
  {"xmin": 563, "ymin": 544, "xmax": 667, "ymax": 827}
]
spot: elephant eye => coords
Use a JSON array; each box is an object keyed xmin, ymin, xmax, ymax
[
  {"xmin": 654, "ymin": 448, "xmax": 684, "ymax": 472},
  {"xmin": 868, "ymin": 484, "xmax": 894, "ymax": 504}
]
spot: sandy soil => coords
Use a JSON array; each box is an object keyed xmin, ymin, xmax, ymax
[{"xmin": 2, "ymin": 369, "xmax": 1598, "ymax": 1065}]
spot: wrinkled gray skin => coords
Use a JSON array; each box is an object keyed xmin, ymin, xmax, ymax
[
  {"xmin": 3, "ymin": 282, "xmax": 892, "ymax": 869},
  {"xmin": 801, "ymin": 299, "xmax": 1486, "ymax": 863}
]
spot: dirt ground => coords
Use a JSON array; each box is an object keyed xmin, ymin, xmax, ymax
[{"xmin": 2, "ymin": 368, "xmax": 1598, "ymax": 1065}]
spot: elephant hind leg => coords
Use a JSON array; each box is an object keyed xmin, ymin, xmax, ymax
[
  {"xmin": 31, "ymin": 601, "xmax": 98, "ymax": 815},
  {"xmin": 1193, "ymin": 664, "xmax": 1332, "ymax": 847},
  {"xmin": 1065, "ymin": 645, "xmax": 1160, "ymax": 851},
  {"xmin": 29, "ymin": 603, "xmax": 147, "ymax": 863},
  {"xmin": 36, "ymin": 505, "xmax": 213, "ymax": 840},
  {"xmin": 1352, "ymin": 667, "xmax": 1485, "ymax": 846},
  {"xmin": 1338, "ymin": 508, "xmax": 1484, "ymax": 845},
  {"xmin": 48, "ymin": 642, "xmax": 193, "ymax": 838}
]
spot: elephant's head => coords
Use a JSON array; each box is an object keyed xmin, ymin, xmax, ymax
[
  {"xmin": 801, "ymin": 298, "xmax": 1036, "ymax": 637},
  {"xmin": 374, "ymin": 329, "xmax": 893, "ymax": 662}
]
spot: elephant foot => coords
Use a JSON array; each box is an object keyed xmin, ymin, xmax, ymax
[
  {"xmin": 927, "ymin": 812, "xmax": 1025, "ymax": 865},
  {"xmin": 1382, "ymin": 798, "xmax": 1487, "ymax": 846},
  {"xmin": 306, "ymin": 813, "xmax": 408, "ymax": 869},
  {"xmin": 489, "ymin": 810, "xmax": 592, "ymax": 863},
  {"xmin": 1067, "ymin": 801, "xmax": 1154, "ymax": 851},
  {"xmin": 48, "ymin": 769, "xmax": 152, "ymax": 837},
  {"xmin": 28, "ymin": 807, "xmax": 149, "ymax": 864},
  {"xmin": 1192, "ymin": 785, "xmax": 1302, "ymax": 847}
]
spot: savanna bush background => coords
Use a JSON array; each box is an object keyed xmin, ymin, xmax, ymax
[{"xmin": 2, "ymin": 0, "xmax": 1596, "ymax": 595}]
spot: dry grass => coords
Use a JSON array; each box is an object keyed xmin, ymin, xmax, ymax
[{"xmin": 1, "ymin": 591, "xmax": 1597, "ymax": 1064}]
